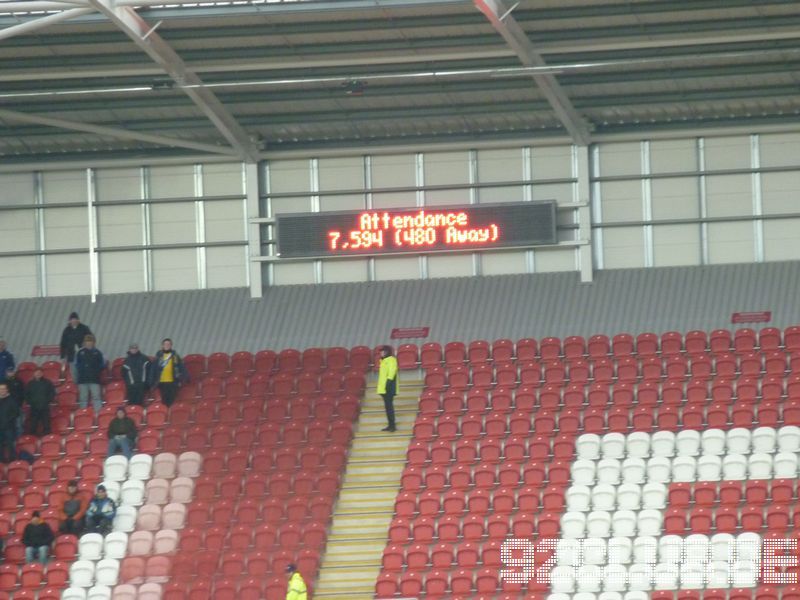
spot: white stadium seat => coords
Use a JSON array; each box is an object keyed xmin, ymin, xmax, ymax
[
  {"xmin": 576, "ymin": 565, "xmax": 604, "ymax": 592},
  {"xmin": 103, "ymin": 456, "xmax": 128, "ymax": 482},
  {"xmin": 671, "ymin": 456, "xmax": 696, "ymax": 482},
  {"xmin": 103, "ymin": 532, "xmax": 128, "ymax": 560},
  {"xmin": 624, "ymin": 592, "xmax": 649, "ymax": 600},
  {"xmin": 572, "ymin": 459, "xmax": 596, "ymax": 485},
  {"xmin": 128, "ymin": 454, "xmax": 153, "ymax": 480},
  {"xmin": 675, "ymin": 430, "xmax": 700, "ymax": 457},
  {"xmin": 748, "ymin": 453, "xmax": 772, "ymax": 479},
  {"xmin": 697, "ymin": 455, "xmax": 722, "ymax": 481},
  {"xmin": 550, "ymin": 566, "xmax": 577, "ymax": 593},
  {"xmin": 87, "ymin": 585, "xmax": 112, "ymax": 600},
  {"xmin": 120, "ymin": 479, "xmax": 145, "ymax": 506},
  {"xmin": 601, "ymin": 433, "xmax": 626, "ymax": 459},
  {"xmin": 587, "ymin": 511, "xmax": 612, "ymax": 538},
  {"xmin": 597, "ymin": 459, "xmax": 621, "ymax": 485},
  {"xmin": 113, "ymin": 506, "xmax": 138, "ymax": 533},
  {"xmin": 603, "ymin": 564, "xmax": 628, "ymax": 592},
  {"xmin": 658, "ymin": 535, "xmax": 683, "ymax": 562},
  {"xmin": 628, "ymin": 563, "xmax": 654, "ymax": 591},
  {"xmin": 726, "ymin": 428, "xmax": 752, "ymax": 454},
  {"xmin": 774, "ymin": 452, "xmax": 799, "ymax": 478},
  {"xmin": 637, "ymin": 509, "xmax": 662, "ymax": 536},
  {"xmin": 592, "ymin": 484, "xmax": 616, "ymax": 511},
  {"xmin": 751, "ymin": 427, "xmax": 776, "ymax": 454},
  {"xmin": 621, "ymin": 458, "xmax": 646, "ymax": 484},
  {"xmin": 616, "ymin": 484, "xmax": 641, "ymax": 510},
  {"xmin": 653, "ymin": 562, "xmax": 679, "ymax": 590},
  {"xmin": 650, "ymin": 431, "xmax": 675, "ymax": 457},
  {"xmin": 70, "ymin": 560, "xmax": 96, "ymax": 588},
  {"xmin": 99, "ymin": 481, "xmax": 121, "ymax": 503},
  {"xmin": 557, "ymin": 539, "xmax": 582, "ymax": 566},
  {"xmin": 625, "ymin": 432, "xmax": 650, "ymax": 459},
  {"xmin": 641, "ymin": 483, "xmax": 667, "ymax": 509},
  {"xmin": 646, "ymin": 457, "xmax": 671, "ymax": 483},
  {"xmin": 701, "ymin": 429, "xmax": 726, "ymax": 456},
  {"xmin": 576, "ymin": 434, "xmax": 601, "ymax": 460},
  {"xmin": 561, "ymin": 511, "xmax": 587, "ymax": 539},
  {"xmin": 583, "ymin": 537, "xmax": 607, "ymax": 565},
  {"xmin": 78, "ymin": 533, "xmax": 104, "ymax": 561},
  {"xmin": 778, "ymin": 426, "xmax": 800, "ymax": 452},
  {"xmin": 63, "ymin": 588, "xmax": 88, "ymax": 600},
  {"xmin": 95, "ymin": 558, "xmax": 120, "ymax": 586},
  {"xmin": 722, "ymin": 454, "xmax": 747, "ymax": 480},
  {"xmin": 611, "ymin": 510, "xmax": 637, "ymax": 538},
  {"xmin": 680, "ymin": 562, "xmax": 706, "ymax": 589},
  {"xmin": 608, "ymin": 537, "xmax": 633, "ymax": 564},
  {"xmin": 632, "ymin": 537, "xmax": 657, "ymax": 564},
  {"xmin": 566, "ymin": 485, "xmax": 592, "ymax": 512}
]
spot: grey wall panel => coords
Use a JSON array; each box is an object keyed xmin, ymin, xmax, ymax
[
  {"xmin": 649, "ymin": 139, "xmax": 697, "ymax": 174},
  {"xmin": 99, "ymin": 251, "xmax": 145, "ymax": 295},
  {"xmin": 95, "ymin": 168, "xmax": 141, "ymax": 202},
  {"xmin": 0, "ymin": 173, "xmax": 34, "ymax": 206},
  {"xmin": 206, "ymin": 247, "xmax": 247, "ymax": 289},
  {"xmin": 761, "ymin": 133, "xmax": 800, "ymax": 168},
  {"xmin": 318, "ymin": 157, "xmax": 363, "ymax": 191},
  {"xmin": 42, "ymin": 171, "xmax": 85, "ymax": 204},
  {"xmin": 44, "ymin": 207, "xmax": 88, "ymax": 250},
  {"xmin": 151, "ymin": 248, "xmax": 197, "ymax": 291},
  {"xmin": 97, "ymin": 205, "xmax": 143, "ymax": 248},
  {"xmin": 202, "ymin": 163, "xmax": 243, "ymax": 196},
  {"xmin": 0, "ymin": 256, "xmax": 38, "ymax": 299},
  {"xmin": 150, "ymin": 203, "xmax": 196, "ymax": 245},
  {"xmin": 531, "ymin": 145, "xmax": 572, "ymax": 179},
  {"xmin": 0, "ymin": 210, "xmax": 36, "ymax": 252},
  {"xmin": 704, "ymin": 136, "xmax": 750, "ymax": 170},
  {"xmin": 2, "ymin": 262, "xmax": 798, "ymax": 365},
  {"xmin": 205, "ymin": 199, "xmax": 245, "ymax": 243},
  {"xmin": 149, "ymin": 165, "xmax": 194, "ymax": 198},
  {"xmin": 45, "ymin": 254, "xmax": 89, "ymax": 297}
]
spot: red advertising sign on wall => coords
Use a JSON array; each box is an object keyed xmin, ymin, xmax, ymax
[
  {"xmin": 731, "ymin": 311, "xmax": 772, "ymax": 324},
  {"xmin": 31, "ymin": 345, "xmax": 60, "ymax": 357},
  {"xmin": 391, "ymin": 327, "xmax": 430, "ymax": 339}
]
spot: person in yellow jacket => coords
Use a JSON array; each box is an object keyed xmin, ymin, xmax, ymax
[
  {"xmin": 377, "ymin": 345, "xmax": 399, "ymax": 432},
  {"xmin": 285, "ymin": 563, "xmax": 307, "ymax": 600}
]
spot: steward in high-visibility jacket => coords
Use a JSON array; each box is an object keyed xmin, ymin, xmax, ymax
[
  {"xmin": 286, "ymin": 564, "xmax": 307, "ymax": 600},
  {"xmin": 377, "ymin": 345, "xmax": 399, "ymax": 432}
]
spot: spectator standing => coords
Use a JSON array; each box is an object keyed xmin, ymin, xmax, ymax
[
  {"xmin": 0, "ymin": 338, "xmax": 15, "ymax": 375},
  {"xmin": 60, "ymin": 312, "xmax": 92, "ymax": 384},
  {"xmin": 1, "ymin": 366, "xmax": 24, "ymax": 436},
  {"xmin": 25, "ymin": 367, "xmax": 54, "ymax": 436},
  {"xmin": 76, "ymin": 335, "xmax": 106, "ymax": 412},
  {"xmin": 0, "ymin": 383, "xmax": 18, "ymax": 463},
  {"xmin": 22, "ymin": 511, "xmax": 54, "ymax": 565},
  {"xmin": 107, "ymin": 407, "xmax": 137, "ymax": 460},
  {"xmin": 59, "ymin": 479, "xmax": 89, "ymax": 536},
  {"xmin": 150, "ymin": 339, "xmax": 187, "ymax": 408},
  {"xmin": 122, "ymin": 343, "xmax": 151, "ymax": 406},
  {"xmin": 377, "ymin": 345, "xmax": 399, "ymax": 432},
  {"xmin": 85, "ymin": 485, "xmax": 116, "ymax": 535},
  {"xmin": 285, "ymin": 564, "xmax": 308, "ymax": 600}
]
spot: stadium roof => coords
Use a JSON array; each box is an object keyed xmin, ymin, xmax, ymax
[{"xmin": 2, "ymin": 0, "xmax": 800, "ymax": 164}]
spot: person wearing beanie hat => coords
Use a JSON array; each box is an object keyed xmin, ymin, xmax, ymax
[
  {"xmin": 85, "ymin": 484, "xmax": 116, "ymax": 536},
  {"xmin": 23, "ymin": 510, "xmax": 54, "ymax": 565},
  {"xmin": 285, "ymin": 563, "xmax": 307, "ymax": 600},
  {"xmin": 76, "ymin": 334, "xmax": 106, "ymax": 412},
  {"xmin": 24, "ymin": 367, "xmax": 55, "ymax": 436},
  {"xmin": 59, "ymin": 479, "xmax": 89, "ymax": 536},
  {"xmin": 122, "ymin": 343, "xmax": 152, "ymax": 406},
  {"xmin": 59, "ymin": 312, "xmax": 92, "ymax": 384}
]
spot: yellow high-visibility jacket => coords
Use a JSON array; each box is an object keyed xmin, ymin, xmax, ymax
[
  {"xmin": 286, "ymin": 572, "xmax": 307, "ymax": 600},
  {"xmin": 376, "ymin": 355, "xmax": 399, "ymax": 395}
]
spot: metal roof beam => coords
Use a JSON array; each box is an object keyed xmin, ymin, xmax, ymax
[
  {"xmin": 474, "ymin": 0, "xmax": 591, "ymax": 145},
  {"xmin": 0, "ymin": 7, "xmax": 93, "ymax": 41},
  {"xmin": 85, "ymin": 0, "xmax": 260, "ymax": 161},
  {"xmin": 0, "ymin": 107, "xmax": 240, "ymax": 156}
]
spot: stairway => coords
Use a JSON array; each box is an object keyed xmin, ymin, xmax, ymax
[{"xmin": 313, "ymin": 376, "xmax": 423, "ymax": 599}]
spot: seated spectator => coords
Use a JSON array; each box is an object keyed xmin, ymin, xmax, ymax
[
  {"xmin": 59, "ymin": 479, "xmax": 89, "ymax": 536},
  {"xmin": 149, "ymin": 338, "xmax": 187, "ymax": 408},
  {"xmin": 85, "ymin": 485, "xmax": 116, "ymax": 536},
  {"xmin": 25, "ymin": 367, "xmax": 54, "ymax": 436},
  {"xmin": 107, "ymin": 407, "xmax": 137, "ymax": 460},
  {"xmin": 23, "ymin": 511, "xmax": 54, "ymax": 565},
  {"xmin": 0, "ymin": 338, "xmax": 14, "ymax": 375},
  {"xmin": 122, "ymin": 343, "xmax": 151, "ymax": 406},
  {"xmin": 0, "ymin": 382, "xmax": 18, "ymax": 463},
  {"xmin": 76, "ymin": 335, "xmax": 106, "ymax": 412}
]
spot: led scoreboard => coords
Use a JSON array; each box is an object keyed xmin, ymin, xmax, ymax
[{"xmin": 275, "ymin": 201, "xmax": 557, "ymax": 258}]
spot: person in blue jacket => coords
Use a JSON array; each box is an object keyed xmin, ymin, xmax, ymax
[
  {"xmin": 85, "ymin": 485, "xmax": 116, "ymax": 536},
  {"xmin": 0, "ymin": 338, "xmax": 15, "ymax": 375}
]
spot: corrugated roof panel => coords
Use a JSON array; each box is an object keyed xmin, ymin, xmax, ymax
[{"xmin": 1, "ymin": 262, "xmax": 798, "ymax": 363}]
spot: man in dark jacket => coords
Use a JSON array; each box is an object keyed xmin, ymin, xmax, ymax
[
  {"xmin": 60, "ymin": 312, "xmax": 92, "ymax": 384},
  {"xmin": 85, "ymin": 485, "xmax": 116, "ymax": 535},
  {"xmin": 25, "ymin": 367, "xmax": 55, "ymax": 436},
  {"xmin": 0, "ymin": 383, "xmax": 18, "ymax": 463},
  {"xmin": 23, "ymin": 511, "xmax": 55, "ymax": 565},
  {"xmin": 107, "ymin": 407, "xmax": 137, "ymax": 459},
  {"xmin": 122, "ymin": 343, "xmax": 151, "ymax": 406},
  {"xmin": 149, "ymin": 338, "xmax": 187, "ymax": 407},
  {"xmin": 0, "ymin": 338, "xmax": 15, "ymax": 375},
  {"xmin": 0, "ymin": 366, "xmax": 24, "ymax": 436},
  {"xmin": 76, "ymin": 335, "xmax": 105, "ymax": 412}
]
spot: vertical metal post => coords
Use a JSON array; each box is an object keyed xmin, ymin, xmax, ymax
[
  {"xmin": 468, "ymin": 149, "xmax": 482, "ymax": 276},
  {"xmin": 193, "ymin": 163, "xmax": 207, "ymax": 289},
  {"xmin": 751, "ymin": 134, "xmax": 765, "ymax": 263},
  {"xmin": 589, "ymin": 144, "xmax": 604, "ymax": 270},
  {"xmin": 575, "ymin": 145, "xmax": 594, "ymax": 282},
  {"xmin": 640, "ymin": 140, "xmax": 654, "ymax": 268},
  {"xmin": 140, "ymin": 167, "xmax": 154, "ymax": 292},
  {"xmin": 86, "ymin": 168, "xmax": 99, "ymax": 302},
  {"xmin": 33, "ymin": 172, "xmax": 47, "ymax": 297},
  {"xmin": 263, "ymin": 161, "xmax": 275, "ymax": 287},
  {"xmin": 364, "ymin": 155, "xmax": 376, "ymax": 282},
  {"xmin": 697, "ymin": 138, "xmax": 710, "ymax": 265},
  {"xmin": 415, "ymin": 152, "xmax": 428, "ymax": 279},
  {"xmin": 522, "ymin": 146, "xmax": 536, "ymax": 274},
  {"xmin": 245, "ymin": 162, "xmax": 263, "ymax": 297},
  {"xmin": 310, "ymin": 158, "xmax": 323, "ymax": 284}
]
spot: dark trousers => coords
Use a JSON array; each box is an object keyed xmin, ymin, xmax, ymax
[
  {"xmin": 126, "ymin": 383, "xmax": 146, "ymax": 406},
  {"xmin": 85, "ymin": 515, "xmax": 112, "ymax": 536},
  {"xmin": 158, "ymin": 382, "xmax": 178, "ymax": 407},
  {"xmin": 59, "ymin": 517, "xmax": 84, "ymax": 536},
  {"xmin": 28, "ymin": 408, "xmax": 51, "ymax": 436},
  {"xmin": 0, "ymin": 427, "xmax": 16, "ymax": 463},
  {"xmin": 382, "ymin": 393, "xmax": 396, "ymax": 429}
]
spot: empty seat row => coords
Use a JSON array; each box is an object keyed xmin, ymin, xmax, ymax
[
  {"xmin": 669, "ymin": 478, "xmax": 800, "ymax": 506},
  {"xmin": 398, "ymin": 328, "xmax": 800, "ymax": 370}
]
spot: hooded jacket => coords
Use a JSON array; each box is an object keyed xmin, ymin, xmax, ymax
[
  {"xmin": 286, "ymin": 572, "xmax": 307, "ymax": 600},
  {"xmin": 86, "ymin": 495, "xmax": 116, "ymax": 521},
  {"xmin": 76, "ymin": 347, "xmax": 106, "ymax": 384},
  {"xmin": 376, "ymin": 355, "xmax": 399, "ymax": 395}
]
